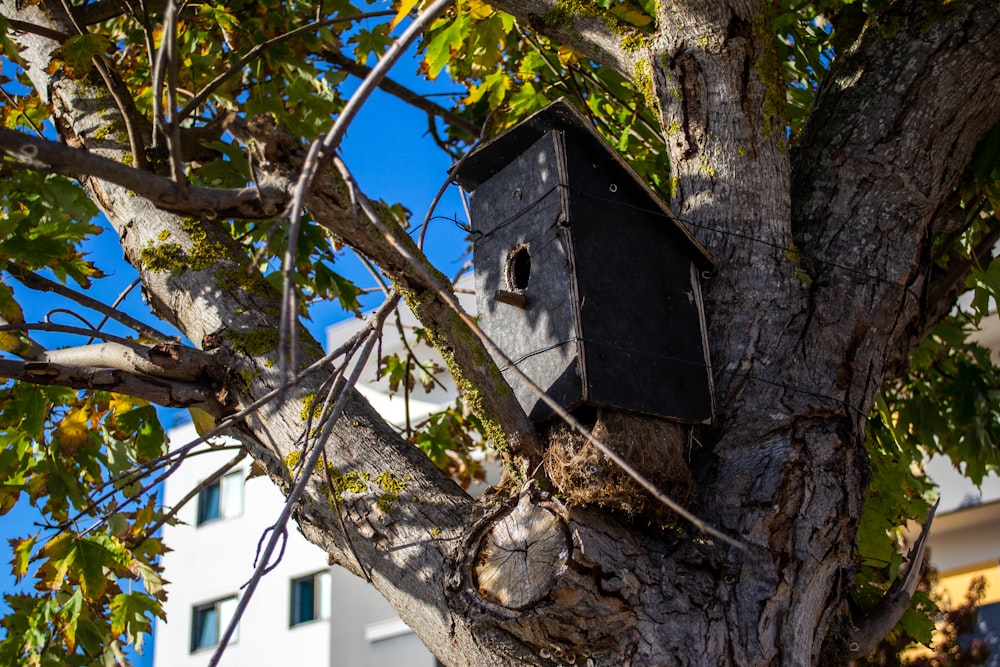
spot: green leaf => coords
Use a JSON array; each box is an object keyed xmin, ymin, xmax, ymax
[
  {"xmin": 58, "ymin": 589, "xmax": 84, "ymax": 651},
  {"xmin": 0, "ymin": 14, "xmax": 26, "ymax": 67},
  {"xmin": 38, "ymin": 534, "xmax": 132, "ymax": 602},
  {"xmin": 109, "ymin": 591, "xmax": 162, "ymax": 640},
  {"xmin": 423, "ymin": 18, "xmax": 465, "ymax": 79},
  {"xmin": 9, "ymin": 533, "xmax": 38, "ymax": 583},
  {"xmin": 57, "ymin": 34, "xmax": 114, "ymax": 79}
]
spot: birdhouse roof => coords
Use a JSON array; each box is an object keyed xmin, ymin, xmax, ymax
[{"xmin": 453, "ymin": 98, "xmax": 714, "ymax": 271}]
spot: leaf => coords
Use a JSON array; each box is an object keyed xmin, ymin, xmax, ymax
[
  {"xmin": 57, "ymin": 34, "xmax": 114, "ymax": 79},
  {"xmin": 423, "ymin": 18, "xmax": 465, "ymax": 79},
  {"xmin": 0, "ymin": 282, "xmax": 24, "ymax": 324},
  {"xmin": 9, "ymin": 533, "xmax": 38, "ymax": 583},
  {"xmin": 109, "ymin": 592, "xmax": 161, "ymax": 640},
  {"xmin": 0, "ymin": 14, "xmax": 26, "ymax": 67},
  {"xmin": 53, "ymin": 406, "xmax": 91, "ymax": 455},
  {"xmin": 188, "ymin": 407, "xmax": 217, "ymax": 436},
  {"xmin": 38, "ymin": 534, "xmax": 132, "ymax": 602},
  {"xmin": 58, "ymin": 588, "xmax": 84, "ymax": 652},
  {"xmin": 390, "ymin": 0, "xmax": 421, "ymax": 30}
]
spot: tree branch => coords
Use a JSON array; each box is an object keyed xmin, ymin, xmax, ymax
[
  {"xmin": 6, "ymin": 262, "xmax": 175, "ymax": 344},
  {"xmin": 0, "ymin": 127, "xmax": 284, "ymax": 219},
  {"xmin": 847, "ymin": 499, "xmax": 940, "ymax": 658},
  {"xmin": 487, "ymin": 0, "xmax": 635, "ymax": 78},
  {"xmin": 0, "ymin": 357, "xmax": 210, "ymax": 406},
  {"xmin": 35, "ymin": 341, "xmax": 214, "ymax": 382}
]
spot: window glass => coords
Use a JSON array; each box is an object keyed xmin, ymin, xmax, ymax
[
  {"xmin": 196, "ymin": 483, "xmax": 221, "ymax": 525},
  {"xmin": 218, "ymin": 595, "xmax": 239, "ymax": 644},
  {"xmin": 222, "ymin": 470, "xmax": 243, "ymax": 518},
  {"xmin": 191, "ymin": 603, "xmax": 219, "ymax": 651},
  {"xmin": 969, "ymin": 601, "xmax": 1000, "ymax": 666},
  {"xmin": 318, "ymin": 569, "xmax": 333, "ymax": 620}
]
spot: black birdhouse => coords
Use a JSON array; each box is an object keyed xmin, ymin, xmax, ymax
[{"xmin": 455, "ymin": 100, "xmax": 715, "ymax": 425}]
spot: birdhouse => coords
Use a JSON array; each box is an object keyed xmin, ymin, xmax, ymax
[{"xmin": 454, "ymin": 99, "xmax": 715, "ymax": 425}]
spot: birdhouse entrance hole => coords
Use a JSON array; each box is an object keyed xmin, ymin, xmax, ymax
[{"xmin": 506, "ymin": 244, "xmax": 531, "ymax": 291}]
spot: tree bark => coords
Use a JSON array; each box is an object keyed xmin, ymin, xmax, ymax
[{"xmin": 3, "ymin": 0, "xmax": 1000, "ymax": 665}]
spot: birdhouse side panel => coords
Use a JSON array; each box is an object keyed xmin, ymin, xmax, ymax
[
  {"xmin": 470, "ymin": 133, "xmax": 585, "ymax": 421},
  {"xmin": 562, "ymin": 141, "xmax": 714, "ymax": 423}
]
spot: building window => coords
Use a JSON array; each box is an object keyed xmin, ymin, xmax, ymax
[
  {"xmin": 196, "ymin": 470, "xmax": 243, "ymax": 525},
  {"xmin": 290, "ymin": 570, "xmax": 332, "ymax": 626},
  {"xmin": 966, "ymin": 600, "xmax": 1000, "ymax": 666},
  {"xmin": 191, "ymin": 596, "xmax": 238, "ymax": 652}
]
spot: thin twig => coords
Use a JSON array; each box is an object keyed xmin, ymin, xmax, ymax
[
  {"xmin": 322, "ymin": 49, "xmax": 478, "ymax": 137},
  {"xmin": 7, "ymin": 264, "xmax": 171, "ymax": 342},
  {"xmin": 56, "ymin": 0, "xmax": 148, "ymax": 169},
  {"xmin": 0, "ymin": 322, "xmax": 145, "ymax": 347}
]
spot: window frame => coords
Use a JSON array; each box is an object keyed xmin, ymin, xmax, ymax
[
  {"xmin": 190, "ymin": 595, "xmax": 239, "ymax": 652},
  {"xmin": 196, "ymin": 469, "xmax": 244, "ymax": 526},
  {"xmin": 289, "ymin": 569, "xmax": 332, "ymax": 627}
]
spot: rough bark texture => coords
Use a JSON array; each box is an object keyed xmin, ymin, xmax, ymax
[{"xmin": 4, "ymin": 0, "xmax": 1000, "ymax": 665}]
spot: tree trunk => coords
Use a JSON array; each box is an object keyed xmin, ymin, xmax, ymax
[{"xmin": 3, "ymin": 0, "xmax": 1000, "ymax": 664}]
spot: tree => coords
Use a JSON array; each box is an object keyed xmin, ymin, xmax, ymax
[{"xmin": 0, "ymin": 0, "xmax": 998, "ymax": 664}]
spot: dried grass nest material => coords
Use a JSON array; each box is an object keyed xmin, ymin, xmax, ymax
[{"xmin": 542, "ymin": 410, "xmax": 697, "ymax": 526}]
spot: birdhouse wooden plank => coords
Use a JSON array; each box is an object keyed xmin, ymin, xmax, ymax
[{"xmin": 455, "ymin": 100, "xmax": 715, "ymax": 425}]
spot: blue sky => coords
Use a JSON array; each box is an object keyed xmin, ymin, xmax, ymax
[{"xmin": 0, "ymin": 53, "xmax": 469, "ymax": 664}]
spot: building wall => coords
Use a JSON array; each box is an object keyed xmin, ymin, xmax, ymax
[{"xmin": 153, "ymin": 421, "xmax": 333, "ymax": 667}]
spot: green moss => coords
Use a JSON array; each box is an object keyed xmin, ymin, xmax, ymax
[
  {"xmin": 300, "ymin": 393, "xmax": 322, "ymax": 422},
  {"xmin": 632, "ymin": 59, "xmax": 658, "ymax": 111},
  {"xmin": 232, "ymin": 368, "xmax": 256, "ymax": 392},
  {"xmin": 375, "ymin": 471, "xmax": 408, "ymax": 494},
  {"xmin": 544, "ymin": 0, "xmax": 653, "ymax": 52},
  {"xmin": 226, "ymin": 328, "xmax": 279, "ymax": 356},
  {"xmin": 376, "ymin": 493, "xmax": 400, "ymax": 514},
  {"xmin": 620, "ymin": 32, "xmax": 650, "ymax": 52},
  {"xmin": 179, "ymin": 218, "xmax": 229, "ymax": 271},
  {"xmin": 326, "ymin": 468, "xmax": 370, "ymax": 502},
  {"xmin": 750, "ymin": 7, "xmax": 785, "ymax": 137},
  {"xmin": 698, "ymin": 154, "xmax": 717, "ymax": 178},
  {"xmin": 140, "ymin": 241, "xmax": 185, "ymax": 273},
  {"xmin": 665, "ymin": 120, "xmax": 681, "ymax": 136},
  {"xmin": 214, "ymin": 265, "xmax": 277, "ymax": 300},
  {"xmin": 139, "ymin": 220, "xmax": 230, "ymax": 275},
  {"xmin": 284, "ymin": 451, "xmax": 302, "ymax": 474}
]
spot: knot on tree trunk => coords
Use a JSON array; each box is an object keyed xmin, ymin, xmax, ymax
[{"xmin": 472, "ymin": 492, "xmax": 572, "ymax": 610}]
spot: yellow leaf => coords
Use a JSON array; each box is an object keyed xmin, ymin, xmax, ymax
[
  {"xmin": 188, "ymin": 407, "xmax": 217, "ymax": 436},
  {"xmin": 557, "ymin": 44, "xmax": 584, "ymax": 66},
  {"xmin": 0, "ymin": 331, "xmax": 27, "ymax": 354},
  {"xmin": 55, "ymin": 407, "xmax": 90, "ymax": 453},
  {"xmin": 390, "ymin": 0, "xmax": 420, "ymax": 30},
  {"xmin": 466, "ymin": 0, "xmax": 493, "ymax": 20}
]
